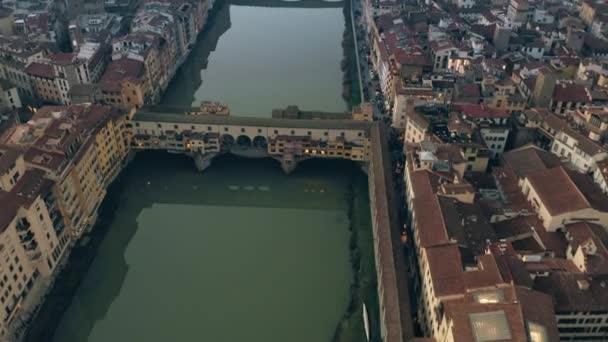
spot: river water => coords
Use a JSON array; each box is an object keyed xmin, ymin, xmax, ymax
[
  {"xmin": 52, "ymin": 154, "xmax": 368, "ymax": 342},
  {"xmin": 161, "ymin": 0, "xmax": 349, "ymax": 115},
  {"xmin": 51, "ymin": 1, "xmax": 371, "ymax": 341}
]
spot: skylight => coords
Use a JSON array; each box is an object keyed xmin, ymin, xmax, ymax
[{"xmin": 469, "ymin": 310, "xmax": 512, "ymax": 342}]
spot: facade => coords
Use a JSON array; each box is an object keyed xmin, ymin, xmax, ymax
[
  {"xmin": 99, "ymin": 58, "xmax": 147, "ymax": 110},
  {"xmin": 0, "ymin": 80, "xmax": 21, "ymax": 110},
  {"xmin": 452, "ymin": 104, "xmax": 510, "ymax": 158},
  {"xmin": 0, "ymin": 150, "xmax": 71, "ymax": 339}
]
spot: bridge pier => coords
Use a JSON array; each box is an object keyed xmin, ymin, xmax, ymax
[
  {"xmin": 280, "ymin": 159, "xmax": 298, "ymax": 174},
  {"xmin": 193, "ymin": 152, "xmax": 217, "ymax": 172}
]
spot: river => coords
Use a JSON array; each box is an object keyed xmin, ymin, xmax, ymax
[
  {"xmin": 47, "ymin": 1, "xmax": 373, "ymax": 341},
  {"xmin": 51, "ymin": 153, "xmax": 369, "ymax": 342},
  {"xmin": 161, "ymin": 0, "xmax": 349, "ymax": 115}
]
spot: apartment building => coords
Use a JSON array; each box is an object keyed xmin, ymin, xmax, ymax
[
  {"xmin": 25, "ymin": 47, "xmax": 107, "ymax": 105},
  {"xmin": 1, "ymin": 105, "xmax": 128, "ymax": 239},
  {"xmin": 112, "ymin": 32, "xmax": 166, "ymax": 99},
  {"xmin": 0, "ymin": 150, "xmax": 70, "ymax": 339},
  {"xmin": 0, "ymin": 79, "xmax": 21, "ymax": 110},
  {"xmin": 404, "ymin": 107, "xmax": 430, "ymax": 143},
  {"xmin": 493, "ymin": 145, "xmax": 608, "ymax": 340},
  {"xmin": 451, "ymin": 103, "xmax": 510, "ymax": 159},
  {"xmin": 403, "ymin": 143, "xmax": 560, "ymax": 341},
  {"xmin": 99, "ymin": 57, "xmax": 147, "ymax": 110}
]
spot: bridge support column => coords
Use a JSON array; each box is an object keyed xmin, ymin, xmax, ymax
[
  {"xmin": 193, "ymin": 152, "xmax": 216, "ymax": 172},
  {"xmin": 280, "ymin": 159, "xmax": 298, "ymax": 174}
]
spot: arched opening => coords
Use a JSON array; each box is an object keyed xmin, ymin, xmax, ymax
[
  {"xmin": 221, "ymin": 134, "xmax": 235, "ymax": 148},
  {"xmin": 252, "ymin": 136, "xmax": 268, "ymax": 149},
  {"xmin": 236, "ymin": 135, "xmax": 252, "ymax": 147}
]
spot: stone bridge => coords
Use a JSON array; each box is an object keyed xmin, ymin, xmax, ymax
[
  {"xmin": 228, "ymin": 0, "xmax": 345, "ymax": 8},
  {"xmin": 130, "ymin": 106, "xmax": 372, "ymax": 173}
]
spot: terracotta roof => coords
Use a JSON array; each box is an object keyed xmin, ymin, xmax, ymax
[
  {"xmin": 426, "ymin": 244, "xmax": 465, "ymax": 296},
  {"xmin": 25, "ymin": 62, "xmax": 55, "ymax": 78},
  {"xmin": 0, "ymin": 190, "xmax": 21, "ymax": 232},
  {"xmin": 410, "ymin": 170, "xmax": 450, "ymax": 248},
  {"xmin": 100, "ymin": 57, "xmax": 145, "ymax": 91},
  {"xmin": 552, "ymin": 83, "xmax": 591, "ymax": 104},
  {"xmin": 50, "ymin": 52, "xmax": 76, "ymax": 66},
  {"xmin": 526, "ymin": 167, "xmax": 590, "ymax": 216},
  {"xmin": 406, "ymin": 109, "xmax": 429, "ymax": 130},
  {"xmin": 566, "ymin": 222, "xmax": 608, "ymax": 275},
  {"xmin": 451, "ymin": 103, "xmax": 509, "ymax": 119},
  {"xmin": 0, "ymin": 147, "xmax": 21, "ymax": 174},
  {"xmin": 502, "ymin": 144, "xmax": 561, "ymax": 178},
  {"xmin": 534, "ymin": 273, "xmax": 608, "ymax": 312}
]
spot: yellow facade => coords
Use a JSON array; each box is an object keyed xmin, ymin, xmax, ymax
[{"xmin": 93, "ymin": 115, "xmax": 129, "ymax": 185}]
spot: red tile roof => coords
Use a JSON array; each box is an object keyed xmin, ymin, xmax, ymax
[
  {"xmin": 552, "ymin": 83, "xmax": 591, "ymax": 104},
  {"xmin": 25, "ymin": 62, "xmax": 55, "ymax": 78},
  {"xmin": 452, "ymin": 103, "xmax": 509, "ymax": 119},
  {"xmin": 526, "ymin": 167, "xmax": 590, "ymax": 216}
]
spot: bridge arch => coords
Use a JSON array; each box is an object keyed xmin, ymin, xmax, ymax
[
  {"xmin": 252, "ymin": 136, "xmax": 268, "ymax": 149},
  {"xmin": 236, "ymin": 135, "xmax": 252, "ymax": 147},
  {"xmin": 221, "ymin": 134, "xmax": 235, "ymax": 148}
]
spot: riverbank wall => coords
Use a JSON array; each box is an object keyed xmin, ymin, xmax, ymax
[{"xmin": 367, "ymin": 124, "xmax": 414, "ymax": 342}]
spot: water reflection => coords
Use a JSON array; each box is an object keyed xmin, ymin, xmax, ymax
[
  {"xmin": 161, "ymin": 0, "xmax": 348, "ymax": 116},
  {"xmin": 51, "ymin": 154, "xmax": 368, "ymax": 342}
]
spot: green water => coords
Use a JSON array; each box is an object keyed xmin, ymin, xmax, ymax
[
  {"xmin": 161, "ymin": 1, "xmax": 349, "ymax": 115},
  {"xmin": 52, "ymin": 153, "xmax": 371, "ymax": 342}
]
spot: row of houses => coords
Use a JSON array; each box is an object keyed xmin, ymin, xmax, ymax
[
  {"xmin": 0, "ymin": 0, "xmax": 212, "ymax": 115},
  {"xmin": 0, "ymin": 104, "xmax": 131, "ymax": 340}
]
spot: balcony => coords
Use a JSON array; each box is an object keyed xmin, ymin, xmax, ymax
[
  {"xmin": 54, "ymin": 222, "xmax": 65, "ymax": 235},
  {"xmin": 24, "ymin": 240, "xmax": 38, "ymax": 252},
  {"xmin": 15, "ymin": 219, "xmax": 30, "ymax": 232},
  {"xmin": 44, "ymin": 194, "xmax": 56, "ymax": 208},
  {"xmin": 19, "ymin": 231, "xmax": 34, "ymax": 243},
  {"xmin": 27, "ymin": 250, "xmax": 41, "ymax": 261}
]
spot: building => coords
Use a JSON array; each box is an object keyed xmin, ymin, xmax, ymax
[
  {"xmin": 0, "ymin": 79, "xmax": 22, "ymax": 110},
  {"xmin": 98, "ymin": 57, "xmax": 147, "ymax": 110},
  {"xmin": 403, "ymin": 143, "xmax": 560, "ymax": 342},
  {"xmin": 1, "ymin": 105, "xmax": 129, "ymax": 238},
  {"xmin": 112, "ymin": 32, "xmax": 167, "ymax": 98},
  {"xmin": 452, "ymin": 104, "xmax": 510, "ymax": 159},
  {"xmin": 493, "ymin": 145, "xmax": 608, "ymax": 340},
  {"xmin": 0, "ymin": 150, "xmax": 70, "ymax": 339},
  {"xmin": 532, "ymin": 67, "xmax": 556, "ymax": 108},
  {"xmin": 506, "ymin": 0, "xmax": 529, "ymax": 27}
]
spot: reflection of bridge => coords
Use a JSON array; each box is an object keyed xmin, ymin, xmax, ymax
[{"xmin": 229, "ymin": 0, "xmax": 345, "ymax": 8}]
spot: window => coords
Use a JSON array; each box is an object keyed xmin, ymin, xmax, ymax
[{"xmin": 241, "ymin": 128, "xmax": 245, "ymax": 133}]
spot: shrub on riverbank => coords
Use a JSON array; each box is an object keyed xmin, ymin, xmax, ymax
[
  {"xmin": 332, "ymin": 178, "xmax": 380, "ymax": 342},
  {"xmin": 341, "ymin": 0, "xmax": 362, "ymax": 108}
]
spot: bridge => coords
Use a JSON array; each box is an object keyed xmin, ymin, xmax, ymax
[
  {"xmin": 130, "ymin": 106, "xmax": 372, "ymax": 173},
  {"xmin": 128, "ymin": 106, "xmax": 414, "ymax": 342},
  {"xmin": 227, "ymin": 0, "xmax": 345, "ymax": 9}
]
